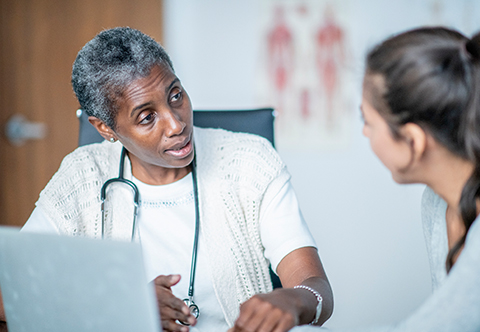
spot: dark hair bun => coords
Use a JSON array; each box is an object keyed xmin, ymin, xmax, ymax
[{"xmin": 466, "ymin": 33, "xmax": 480, "ymax": 60}]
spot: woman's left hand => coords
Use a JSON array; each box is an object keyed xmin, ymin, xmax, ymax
[
  {"xmin": 228, "ymin": 288, "xmax": 302, "ymax": 332},
  {"xmin": 228, "ymin": 247, "xmax": 333, "ymax": 332}
]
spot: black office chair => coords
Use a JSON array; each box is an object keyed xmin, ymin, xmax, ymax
[
  {"xmin": 76, "ymin": 108, "xmax": 282, "ymax": 289},
  {"xmin": 77, "ymin": 108, "xmax": 275, "ymax": 147}
]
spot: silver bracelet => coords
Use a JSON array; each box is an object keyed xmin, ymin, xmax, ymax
[{"xmin": 294, "ymin": 285, "xmax": 323, "ymax": 325}]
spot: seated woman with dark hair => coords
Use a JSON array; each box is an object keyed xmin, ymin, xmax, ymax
[
  {"xmin": 0, "ymin": 27, "xmax": 333, "ymax": 332},
  {"xmin": 294, "ymin": 26, "xmax": 480, "ymax": 332}
]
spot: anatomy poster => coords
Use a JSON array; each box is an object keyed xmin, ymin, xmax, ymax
[{"xmin": 256, "ymin": 0, "xmax": 355, "ymax": 151}]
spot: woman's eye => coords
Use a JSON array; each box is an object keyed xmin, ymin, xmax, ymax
[
  {"xmin": 360, "ymin": 113, "xmax": 366, "ymax": 124},
  {"xmin": 139, "ymin": 113, "xmax": 154, "ymax": 124},
  {"xmin": 170, "ymin": 91, "xmax": 182, "ymax": 103},
  {"xmin": 359, "ymin": 108, "xmax": 367, "ymax": 125}
]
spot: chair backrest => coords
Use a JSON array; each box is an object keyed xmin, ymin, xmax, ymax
[
  {"xmin": 193, "ymin": 109, "xmax": 275, "ymax": 146},
  {"xmin": 77, "ymin": 108, "xmax": 275, "ymax": 147},
  {"xmin": 76, "ymin": 108, "xmax": 281, "ymax": 289}
]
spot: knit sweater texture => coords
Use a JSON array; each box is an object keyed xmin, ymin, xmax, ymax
[{"xmin": 36, "ymin": 127, "xmax": 291, "ymax": 325}]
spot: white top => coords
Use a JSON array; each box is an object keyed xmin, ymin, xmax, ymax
[
  {"xmin": 23, "ymin": 172, "xmax": 316, "ymax": 331},
  {"xmin": 291, "ymin": 186, "xmax": 480, "ymax": 332}
]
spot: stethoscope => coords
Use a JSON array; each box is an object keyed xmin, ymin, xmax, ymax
[{"xmin": 100, "ymin": 147, "xmax": 200, "ymax": 324}]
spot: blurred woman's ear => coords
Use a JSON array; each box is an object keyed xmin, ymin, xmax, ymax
[
  {"xmin": 398, "ymin": 123, "xmax": 428, "ymax": 172},
  {"xmin": 402, "ymin": 123, "xmax": 427, "ymax": 159}
]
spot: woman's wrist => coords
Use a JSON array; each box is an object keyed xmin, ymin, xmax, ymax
[{"xmin": 293, "ymin": 285, "xmax": 323, "ymax": 325}]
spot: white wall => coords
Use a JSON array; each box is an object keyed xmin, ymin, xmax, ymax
[{"xmin": 163, "ymin": 0, "xmax": 479, "ymax": 329}]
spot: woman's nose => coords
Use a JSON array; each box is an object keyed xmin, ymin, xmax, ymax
[
  {"xmin": 163, "ymin": 110, "xmax": 185, "ymax": 137},
  {"xmin": 362, "ymin": 124, "xmax": 368, "ymax": 137}
]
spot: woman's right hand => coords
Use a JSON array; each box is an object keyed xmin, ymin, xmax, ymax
[{"xmin": 152, "ymin": 274, "xmax": 197, "ymax": 332}]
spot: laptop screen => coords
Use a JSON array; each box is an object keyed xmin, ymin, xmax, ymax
[{"xmin": 0, "ymin": 226, "xmax": 161, "ymax": 332}]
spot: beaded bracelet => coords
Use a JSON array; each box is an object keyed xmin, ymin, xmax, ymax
[{"xmin": 293, "ymin": 285, "xmax": 323, "ymax": 325}]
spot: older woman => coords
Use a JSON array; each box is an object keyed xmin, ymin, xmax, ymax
[{"xmin": 0, "ymin": 27, "xmax": 332, "ymax": 332}]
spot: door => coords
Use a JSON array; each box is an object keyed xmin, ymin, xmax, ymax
[{"xmin": 0, "ymin": 0, "xmax": 164, "ymax": 227}]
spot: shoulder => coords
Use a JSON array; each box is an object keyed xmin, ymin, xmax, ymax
[
  {"xmin": 36, "ymin": 141, "xmax": 124, "ymax": 235},
  {"xmin": 194, "ymin": 126, "xmax": 275, "ymax": 147},
  {"xmin": 194, "ymin": 127, "xmax": 289, "ymax": 192},
  {"xmin": 38, "ymin": 141, "xmax": 121, "ymax": 202},
  {"xmin": 194, "ymin": 126, "xmax": 286, "ymax": 177},
  {"xmin": 194, "ymin": 126, "xmax": 281, "ymax": 166},
  {"xmin": 56, "ymin": 140, "xmax": 122, "ymax": 173}
]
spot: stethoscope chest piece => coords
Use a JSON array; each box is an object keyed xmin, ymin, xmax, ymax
[{"xmin": 180, "ymin": 297, "xmax": 199, "ymax": 325}]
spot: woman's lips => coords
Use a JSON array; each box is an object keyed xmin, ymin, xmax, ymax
[{"xmin": 165, "ymin": 139, "xmax": 193, "ymax": 158}]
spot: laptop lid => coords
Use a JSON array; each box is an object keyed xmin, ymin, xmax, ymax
[{"xmin": 0, "ymin": 226, "xmax": 161, "ymax": 332}]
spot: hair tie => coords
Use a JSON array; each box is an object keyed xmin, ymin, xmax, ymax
[{"xmin": 465, "ymin": 35, "xmax": 480, "ymax": 61}]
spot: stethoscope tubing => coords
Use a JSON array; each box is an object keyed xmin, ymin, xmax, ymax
[
  {"xmin": 100, "ymin": 147, "xmax": 140, "ymax": 241},
  {"xmin": 100, "ymin": 146, "xmax": 200, "ymax": 320},
  {"xmin": 188, "ymin": 161, "xmax": 200, "ymax": 299}
]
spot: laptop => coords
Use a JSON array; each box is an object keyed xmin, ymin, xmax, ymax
[{"xmin": 0, "ymin": 226, "xmax": 161, "ymax": 332}]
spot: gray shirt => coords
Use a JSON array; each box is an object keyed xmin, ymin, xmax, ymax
[{"xmin": 292, "ymin": 186, "xmax": 480, "ymax": 332}]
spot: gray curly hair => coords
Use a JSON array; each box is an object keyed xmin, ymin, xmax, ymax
[{"xmin": 71, "ymin": 27, "xmax": 174, "ymax": 130}]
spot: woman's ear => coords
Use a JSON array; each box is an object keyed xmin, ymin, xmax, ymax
[
  {"xmin": 400, "ymin": 123, "xmax": 427, "ymax": 165},
  {"xmin": 88, "ymin": 116, "xmax": 117, "ymax": 142}
]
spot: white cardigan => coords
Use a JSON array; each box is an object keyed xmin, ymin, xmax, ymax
[{"xmin": 36, "ymin": 127, "xmax": 291, "ymax": 325}]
